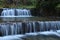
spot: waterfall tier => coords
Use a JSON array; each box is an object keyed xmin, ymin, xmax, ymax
[
  {"xmin": 0, "ymin": 21, "xmax": 60, "ymax": 36},
  {"xmin": 1, "ymin": 9, "xmax": 32, "ymax": 17}
]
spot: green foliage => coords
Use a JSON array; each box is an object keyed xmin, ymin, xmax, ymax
[
  {"xmin": 35, "ymin": 0, "xmax": 60, "ymax": 16},
  {"xmin": 0, "ymin": 0, "xmax": 36, "ymax": 8},
  {"xmin": 0, "ymin": 0, "xmax": 60, "ymax": 9},
  {"xmin": 0, "ymin": 0, "xmax": 3, "ymax": 5},
  {"xmin": 36, "ymin": 0, "xmax": 60, "ymax": 8}
]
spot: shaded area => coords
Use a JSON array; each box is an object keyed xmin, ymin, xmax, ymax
[
  {"xmin": 31, "ymin": 0, "xmax": 60, "ymax": 17},
  {"xmin": 25, "ymin": 35, "xmax": 60, "ymax": 40},
  {"xmin": 0, "ymin": 9, "xmax": 3, "ymax": 16}
]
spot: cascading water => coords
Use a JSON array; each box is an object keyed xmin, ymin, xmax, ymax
[
  {"xmin": 1, "ymin": 9, "xmax": 15, "ymax": 17},
  {"xmin": 0, "ymin": 21, "xmax": 60, "ymax": 36},
  {"xmin": 0, "ymin": 8, "xmax": 60, "ymax": 40},
  {"xmin": 1, "ymin": 9, "xmax": 32, "ymax": 17},
  {"xmin": 0, "ymin": 8, "xmax": 32, "ymax": 21},
  {"xmin": 16, "ymin": 9, "xmax": 31, "ymax": 17}
]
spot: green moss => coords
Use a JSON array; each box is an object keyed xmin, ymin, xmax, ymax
[
  {"xmin": 56, "ymin": 4, "xmax": 60, "ymax": 8},
  {"xmin": 9, "ymin": 5, "xmax": 35, "ymax": 9}
]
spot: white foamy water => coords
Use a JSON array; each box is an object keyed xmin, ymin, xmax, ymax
[
  {"xmin": 0, "ymin": 34, "xmax": 25, "ymax": 40},
  {"xmin": 1, "ymin": 9, "xmax": 32, "ymax": 17},
  {"xmin": 0, "ymin": 31, "xmax": 60, "ymax": 40},
  {"xmin": 0, "ymin": 21, "xmax": 60, "ymax": 36},
  {"xmin": 0, "ymin": 21, "xmax": 60, "ymax": 40},
  {"xmin": 0, "ymin": 9, "xmax": 33, "ymax": 21}
]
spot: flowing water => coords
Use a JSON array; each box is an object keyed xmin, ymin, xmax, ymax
[
  {"xmin": 0, "ymin": 8, "xmax": 32, "ymax": 21},
  {"xmin": 0, "ymin": 8, "xmax": 60, "ymax": 40},
  {"xmin": 0, "ymin": 21, "xmax": 60, "ymax": 36},
  {"xmin": 1, "ymin": 9, "xmax": 32, "ymax": 17}
]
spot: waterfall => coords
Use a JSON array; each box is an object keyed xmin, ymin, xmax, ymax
[
  {"xmin": 1, "ymin": 9, "xmax": 15, "ymax": 17},
  {"xmin": 0, "ymin": 21, "xmax": 60, "ymax": 36},
  {"xmin": 1, "ymin": 9, "xmax": 32, "ymax": 17},
  {"xmin": 1, "ymin": 8, "xmax": 32, "ymax": 21},
  {"xmin": 16, "ymin": 9, "xmax": 31, "ymax": 17}
]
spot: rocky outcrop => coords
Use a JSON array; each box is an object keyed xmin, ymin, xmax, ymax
[{"xmin": 0, "ymin": 9, "xmax": 3, "ymax": 16}]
